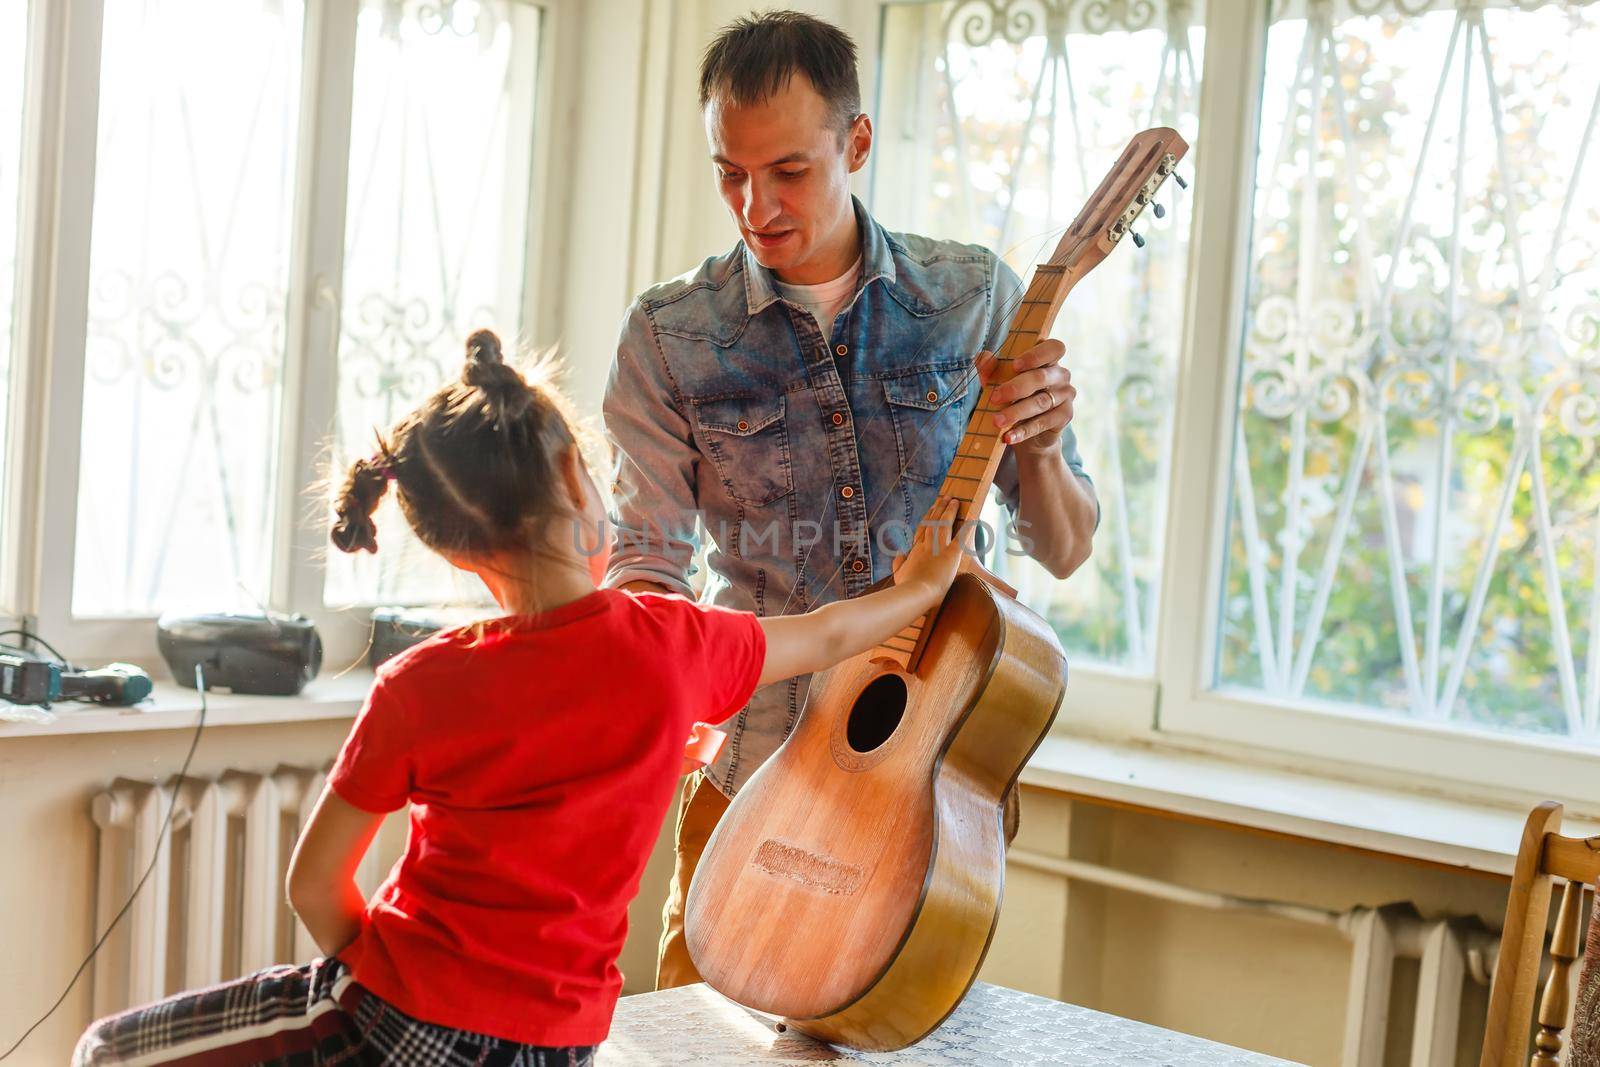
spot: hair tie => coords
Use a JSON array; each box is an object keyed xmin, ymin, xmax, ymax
[{"xmin": 370, "ymin": 454, "xmax": 397, "ymax": 481}]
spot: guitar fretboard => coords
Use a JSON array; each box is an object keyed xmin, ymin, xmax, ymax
[
  {"xmin": 876, "ymin": 264, "xmax": 1074, "ymax": 669},
  {"xmin": 869, "ymin": 128, "xmax": 1187, "ymax": 672}
]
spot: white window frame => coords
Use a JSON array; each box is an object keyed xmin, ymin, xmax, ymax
[
  {"xmin": 6, "ymin": 0, "xmax": 577, "ymax": 671},
  {"xmin": 868, "ymin": 0, "xmax": 1600, "ymax": 811}
]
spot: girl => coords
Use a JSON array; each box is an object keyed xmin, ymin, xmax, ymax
[{"xmin": 74, "ymin": 329, "xmax": 965, "ymax": 1066}]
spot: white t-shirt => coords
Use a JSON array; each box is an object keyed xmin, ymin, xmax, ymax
[{"xmin": 775, "ymin": 256, "xmax": 862, "ymax": 348}]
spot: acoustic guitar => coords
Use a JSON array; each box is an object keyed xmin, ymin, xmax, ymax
[{"xmin": 684, "ymin": 127, "xmax": 1190, "ymax": 1052}]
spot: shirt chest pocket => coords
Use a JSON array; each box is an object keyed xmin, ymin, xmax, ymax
[
  {"xmin": 691, "ymin": 394, "xmax": 795, "ymax": 507},
  {"xmin": 882, "ymin": 366, "xmax": 974, "ymax": 485}
]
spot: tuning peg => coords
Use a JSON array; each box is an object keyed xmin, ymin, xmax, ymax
[
  {"xmin": 1153, "ymin": 203, "xmax": 1166, "ymax": 219},
  {"xmin": 1173, "ymin": 173, "xmax": 1188, "ymax": 190},
  {"xmin": 1131, "ymin": 231, "xmax": 1146, "ymax": 249}
]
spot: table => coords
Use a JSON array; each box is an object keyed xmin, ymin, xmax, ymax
[{"xmin": 599, "ymin": 981, "xmax": 1304, "ymax": 1065}]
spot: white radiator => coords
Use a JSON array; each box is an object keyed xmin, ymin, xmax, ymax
[
  {"xmin": 89, "ymin": 765, "xmax": 386, "ymax": 1016},
  {"xmin": 1340, "ymin": 903, "xmax": 1497, "ymax": 1067},
  {"xmin": 1010, "ymin": 848, "xmax": 1505, "ymax": 1067}
]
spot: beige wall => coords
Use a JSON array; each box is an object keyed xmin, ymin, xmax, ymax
[
  {"xmin": 1, "ymin": 728, "xmax": 1518, "ymax": 1066},
  {"xmin": 981, "ymin": 787, "xmax": 1512, "ymax": 1067}
]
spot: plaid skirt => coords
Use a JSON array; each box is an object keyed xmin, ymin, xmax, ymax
[{"xmin": 72, "ymin": 957, "xmax": 597, "ymax": 1066}]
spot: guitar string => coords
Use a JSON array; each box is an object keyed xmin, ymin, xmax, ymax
[{"xmin": 769, "ymin": 222, "xmax": 1076, "ymax": 621}]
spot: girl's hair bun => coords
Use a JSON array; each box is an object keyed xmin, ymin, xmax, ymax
[
  {"xmin": 466, "ymin": 328, "xmax": 503, "ymax": 365},
  {"xmin": 461, "ymin": 328, "xmax": 531, "ymax": 421},
  {"xmin": 462, "ymin": 328, "xmax": 526, "ymax": 396}
]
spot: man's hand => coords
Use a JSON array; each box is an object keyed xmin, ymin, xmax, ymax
[
  {"xmin": 975, "ymin": 338, "xmax": 1096, "ymax": 579},
  {"xmin": 975, "ymin": 339, "xmax": 1074, "ymax": 454}
]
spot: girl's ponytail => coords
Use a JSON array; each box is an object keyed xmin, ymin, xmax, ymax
[{"xmin": 331, "ymin": 454, "xmax": 392, "ymax": 554}]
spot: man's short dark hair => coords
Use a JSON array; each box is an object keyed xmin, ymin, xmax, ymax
[{"xmin": 699, "ymin": 10, "xmax": 861, "ymax": 138}]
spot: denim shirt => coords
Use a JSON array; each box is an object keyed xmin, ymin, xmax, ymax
[{"xmin": 602, "ymin": 198, "xmax": 1091, "ymax": 796}]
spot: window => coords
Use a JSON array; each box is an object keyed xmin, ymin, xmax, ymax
[
  {"xmin": 325, "ymin": 0, "xmax": 545, "ymax": 609},
  {"xmin": 13, "ymin": 0, "xmax": 560, "ymax": 662},
  {"xmin": 873, "ymin": 0, "xmax": 1204, "ymax": 671},
  {"xmin": 1222, "ymin": 0, "xmax": 1600, "ymax": 744},
  {"xmin": 72, "ymin": 0, "xmax": 305, "ymax": 617},
  {"xmin": 876, "ymin": 0, "xmax": 1600, "ymax": 798}
]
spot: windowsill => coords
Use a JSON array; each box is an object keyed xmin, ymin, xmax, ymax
[
  {"xmin": 1022, "ymin": 733, "xmax": 1600, "ymax": 877},
  {"xmin": 5, "ymin": 665, "xmax": 1590, "ymax": 877},
  {"xmin": 0, "ymin": 669, "xmax": 374, "ymax": 738}
]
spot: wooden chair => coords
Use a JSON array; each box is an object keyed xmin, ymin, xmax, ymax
[{"xmin": 1481, "ymin": 802, "xmax": 1600, "ymax": 1066}]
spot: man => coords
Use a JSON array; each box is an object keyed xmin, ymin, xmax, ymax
[{"xmin": 602, "ymin": 11, "xmax": 1099, "ymax": 990}]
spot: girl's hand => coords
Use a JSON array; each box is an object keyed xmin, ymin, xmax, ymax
[
  {"xmin": 755, "ymin": 498, "xmax": 972, "ymax": 686},
  {"xmin": 893, "ymin": 497, "xmax": 967, "ymax": 607}
]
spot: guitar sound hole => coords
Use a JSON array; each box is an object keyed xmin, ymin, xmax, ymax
[{"xmin": 847, "ymin": 674, "xmax": 907, "ymax": 753}]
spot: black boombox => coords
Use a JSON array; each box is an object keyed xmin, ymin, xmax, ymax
[
  {"xmin": 157, "ymin": 612, "xmax": 323, "ymax": 695},
  {"xmin": 369, "ymin": 606, "xmax": 489, "ymax": 668}
]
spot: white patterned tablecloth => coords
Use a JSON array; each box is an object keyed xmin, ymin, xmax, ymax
[{"xmin": 598, "ymin": 981, "xmax": 1303, "ymax": 1065}]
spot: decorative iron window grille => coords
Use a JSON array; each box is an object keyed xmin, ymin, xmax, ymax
[
  {"xmin": 1223, "ymin": 0, "xmax": 1600, "ymax": 741},
  {"xmin": 73, "ymin": 0, "xmax": 305, "ymax": 617},
  {"xmin": 878, "ymin": 0, "xmax": 1600, "ymax": 747},
  {"xmin": 324, "ymin": 0, "xmax": 544, "ymax": 609}
]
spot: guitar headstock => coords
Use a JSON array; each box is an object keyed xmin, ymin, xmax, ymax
[{"xmin": 1048, "ymin": 127, "xmax": 1189, "ymax": 273}]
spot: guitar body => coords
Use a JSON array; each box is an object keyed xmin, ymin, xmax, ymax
[{"xmin": 684, "ymin": 572, "xmax": 1066, "ymax": 1051}]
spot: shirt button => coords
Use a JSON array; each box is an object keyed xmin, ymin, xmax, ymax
[
  {"xmin": 736, "ymin": 420, "xmax": 749, "ymax": 432},
  {"xmin": 840, "ymin": 486, "xmax": 854, "ymax": 499},
  {"xmin": 851, "ymin": 559, "xmax": 866, "ymax": 573},
  {"xmin": 831, "ymin": 412, "xmax": 845, "ymax": 426},
  {"xmin": 835, "ymin": 343, "xmax": 848, "ymax": 357},
  {"xmin": 926, "ymin": 390, "xmax": 938, "ymax": 403}
]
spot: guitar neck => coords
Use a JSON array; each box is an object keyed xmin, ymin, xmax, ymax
[
  {"xmin": 874, "ymin": 262, "xmax": 1077, "ymax": 673},
  {"xmin": 938, "ymin": 263, "xmax": 1075, "ymax": 524}
]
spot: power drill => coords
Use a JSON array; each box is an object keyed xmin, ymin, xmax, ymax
[{"xmin": 0, "ymin": 654, "xmax": 153, "ymax": 707}]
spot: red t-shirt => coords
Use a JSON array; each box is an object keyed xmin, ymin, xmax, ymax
[{"xmin": 327, "ymin": 589, "xmax": 765, "ymax": 1047}]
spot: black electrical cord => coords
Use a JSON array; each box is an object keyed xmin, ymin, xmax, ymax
[
  {"xmin": 0, "ymin": 665, "xmax": 208, "ymax": 1061},
  {"xmin": 0, "ymin": 628, "xmax": 72, "ymax": 667}
]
